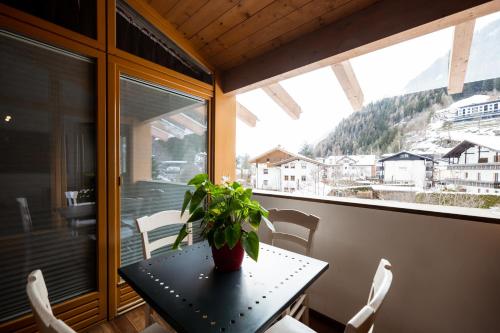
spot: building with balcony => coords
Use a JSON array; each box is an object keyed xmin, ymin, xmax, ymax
[
  {"xmin": 322, "ymin": 155, "xmax": 377, "ymax": 180},
  {"xmin": 378, "ymin": 151, "xmax": 435, "ymax": 189},
  {"xmin": 249, "ymin": 146, "xmax": 329, "ymax": 194},
  {"xmin": 442, "ymin": 136, "xmax": 500, "ymax": 194},
  {"xmin": 452, "ymin": 99, "xmax": 500, "ymax": 122}
]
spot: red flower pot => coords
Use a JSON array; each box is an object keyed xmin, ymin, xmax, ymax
[{"xmin": 211, "ymin": 241, "xmax": 244, "ymax": 272}]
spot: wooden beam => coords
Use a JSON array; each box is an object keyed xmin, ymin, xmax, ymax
[
  {"xmin": 448, "ymin": 20, "xmax": 476, "ymax": 94},
  {"xmin": 262, "ymin": 83, "xmax": 302, "ymax": 119},
  {"xmin": 237, "ymin": 103, "xmax": 259, "ymax": 127},
  {"xmin": 214, "ymin": 78, "xmax": 236, "ymax": 183},
  {"xmin": 331, "ymin": 61, "xmax": 364, "ymax": 111},
  {"xmin": 221, "ymin": 0, "xmax": 499, "ymax": 94},
  {"xmin": 169, "ymin": 113, "xmax": 206, "ymax": 136}
]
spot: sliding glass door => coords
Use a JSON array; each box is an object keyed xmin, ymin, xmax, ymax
[{"xmin": 0, "ymin": 29, "xmax": 106, "ymax": 327}]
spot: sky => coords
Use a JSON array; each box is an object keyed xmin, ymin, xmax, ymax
[{"xmin": 236, "ymin": 11, "xmax": 500, "ymax": 158}]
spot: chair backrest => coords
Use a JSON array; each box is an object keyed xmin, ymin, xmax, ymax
[
  {"xmin": 136, "ymin": 210, "xmax": 192, "ymax": 259},
  {"xmin": 26, "ymin": 270, "xmax": 76, "ymax": 333},
  {"xmin": 344, "ymin": 259, "xmax": 393, "ymax": 333},
  {"xmin": 267, "ymin": 209, "xmax": 320, "ymax": 256}
]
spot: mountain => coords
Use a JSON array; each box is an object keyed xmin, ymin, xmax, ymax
[
  {"xmin": 314, "ymin": 19, "xmax": 500, "ymax": 157},
  {"xmin": 404, "ymin": 20, "xmax": 500, "ymax": 93}
]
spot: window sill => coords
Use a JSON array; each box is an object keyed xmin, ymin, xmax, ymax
[{"xmin": 252, "ymin": 189, "xmax": 500, "ymax": 224}]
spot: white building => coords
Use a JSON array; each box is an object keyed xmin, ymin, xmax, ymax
[
  {"xmin": 378, "ymin": 151, "xmax": 434, "ymax": 189},
  {"xmin": 249, "ymin": 146, "xmax": 329, "ymax": 194},
  {"xmin": 442, "ymin": 136, "xmax": 500, "ymax": 194},
  {"xmin": 323, "ymin": 155, "xmax": 377, "ymax": 180},
  {"xmin": 453, "ymin": 99, "xmax": 500, "ymax": 122}
]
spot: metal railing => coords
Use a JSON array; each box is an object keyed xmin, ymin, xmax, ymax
[
  {"xmin": 444, "ymin": 178, "xmax": 500, "ymax": 189},
  {"xmin": 447, "ymin": 163, "xmax": 500, "ymax": 170}
]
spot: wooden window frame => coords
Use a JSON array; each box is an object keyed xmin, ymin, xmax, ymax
[
  {"xmin": 0, "ymin": 13, "xmax": 108, "ymax": 333},
  {"xmin": 107, "ymin": 0, "xmax": 214, "ymax": 94},
  {"xmin": 0, "ymin": 2, "xmax": 105, "ymax": 51},
  {"xmin": 107, "ymin": 54, "xmax": 214, "ymax": 318}
]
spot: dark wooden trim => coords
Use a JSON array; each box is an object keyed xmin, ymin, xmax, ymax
[
  {"xmin": 253, "ymin": 191, "xmax": 500, "ymax": 225},
  {"xmin": 309, "ymin": 308, "xmax": 346, "ymax": 332},
  {"xmin": 221, "ymin": 0, "xmax": 498, "ymax": 94}
]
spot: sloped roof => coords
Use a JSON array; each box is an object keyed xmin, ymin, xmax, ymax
[
  {"xmin": 443, "ymin": 135, "xmax": 500, "ymax": 158},
  {"xmin": 329, "ymin": 155, "xmax": 377, "ymax": 166},
  {"xmin": 378, "ymin": 151, "xmax": 434, "ymax": 162},
  {"xmin": 248, "ymin": 146, "xmax": 295, "ymax": 163},
  {"xmin": 270, "ymin": 155, "xmax": 328, "ymax": 167}
]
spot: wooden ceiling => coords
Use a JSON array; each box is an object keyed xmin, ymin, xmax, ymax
[{"xmin": 144, "ymin": 0, "xmax": 378, "ymax": 71}]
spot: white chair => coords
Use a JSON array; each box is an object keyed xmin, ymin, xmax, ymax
[
  {"xmin": 136, "ymin": 210, "xmax": 192, "ymax": 260},
  {"xmin": 267, "ymin": 209, "xmax": 320, "ymax": 323},
  {"xmin": 136, "ymin": 210, "xmax": 192, "ymax": 330},
  {"xmin": 265, "ymin": 259, "xmax": 393, "ymax": 333},
  {"xmin": 27, "ymin": 270, "xmax": 167, "ymax": 333}
]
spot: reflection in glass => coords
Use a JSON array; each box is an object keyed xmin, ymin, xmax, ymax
[
  {"xmin": 119, "ymin": 77, "xmax": 207, "ymax": 266},
  {"xmin": 0, "ymin": 31, "xmax": 97, "ymax": 322}
]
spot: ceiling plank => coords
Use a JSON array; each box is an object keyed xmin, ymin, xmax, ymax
[
  {"xmin": 211, "ymin": 0, "xmax": 364, "ymax": 69},
  {"xmin": 221, "ymin": 0, "xmax": 498, "ymax": 94},
  {"xmin": 331, "ymin": 61, "xmax": 364, "ymax": 111},
  {"xmin": 163, "ymin": 0, "xmax": 210, "ymax": 28},
  {"xmin": 237, "ymin": 103, "xmax": 259, "ymax": 127},
  {"xmin": 262, "ymin": 83, "xmax": 302, "ymax": 119},
  {"xmin": 448, "ymin": 20, "xmax": 476, "ymax": 94},
  {"xmin": 189, "ymin": 0, "xmax": 276, "ymax": 50}
]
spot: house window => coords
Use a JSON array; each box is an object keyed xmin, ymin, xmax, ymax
[
  {"xmin": 291, "ymin": 176, "xmax": 295, "ymax": 181},
  {"xmin": 301, "ymin": 176, "xmax": 306, "ymax": 181},
  {"xmin": 290, "ymin": 163, "xmax": 295, "ymax": 169},
  {"xmin": 263, "ymin": 168, "xmax": 269, "ymax": 174},
  {"xmin": 477, "ymin": 173, "xmax": 481, "ymax": 181},
  {"xmin": 263, "ymin": 180, "xmax": 268, "ymax": 186},
  {"xmin": 284, "ymin": 176, "xmax": 289, "ymax": 180},
  {"xmin": 301, "ymin": 163, "xmax": 307, "ymax": 169},
  {"xmin": 465, "ymin": 172, "xmax": 468, "ymax": 179},
  {"xmin": 494, "ymin": 173, "xmax": 499, "ymax": 183},
  {"xmin": 285, "ymin": 165, "xmax": 289, "ymax": 168}
]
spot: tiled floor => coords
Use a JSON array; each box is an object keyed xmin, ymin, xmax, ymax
[{"xmin": 85, "ymin": 305, "xmax": 343, "ymax": 333}]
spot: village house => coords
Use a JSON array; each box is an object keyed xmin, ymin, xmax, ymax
[
  {"xmin": 323, "ymin": 155, "xmax": 377, "ymax": 180},
  {"xmin": 249, "ymin": 146, "xmax": 329, "ymax": 194},
  {"xmin": 378, "ymin": 151, "xmax": 435, "ymax": 189},
  {"xmin": 443, "ymin": 136, "xmax": 500, "ymax": 194}
]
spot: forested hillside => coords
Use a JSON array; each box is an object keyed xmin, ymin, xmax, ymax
[
  {"xmin": 313, "ymin": 78, "xmax": 500, "ymax": 157},
  {"xmin": 314, "ymin": 19, "xmax": 500, "ymax": 157}
]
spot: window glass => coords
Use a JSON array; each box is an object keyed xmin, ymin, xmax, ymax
[
  {"xmin": 119, "ymin": 76, "xmax": 207, "ymax": 266},
  {"xmin": 1, "ymin": 0, "xmax": 97, "ymax": 38},
  {"xmin": 0, "ymin": 30, "xmax": 97, "ymax": 321}
]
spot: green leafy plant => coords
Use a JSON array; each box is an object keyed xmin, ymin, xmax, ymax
[{"xmin": 173, "ymin": 174, "xmax": 272, "ymax": 261}]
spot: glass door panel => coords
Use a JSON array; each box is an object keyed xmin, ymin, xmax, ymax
[
  {"xmin": 119, "ymin": 76, "xmax": 208, "ymax": 266},
  {"xmin": 0, "ymin": 30, "xmax": 98, "ymax": 322}
]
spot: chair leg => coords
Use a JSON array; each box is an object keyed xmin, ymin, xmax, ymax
[{"xmin": 302, "ymin": 295, "xmax": 310, "ymax": 325}]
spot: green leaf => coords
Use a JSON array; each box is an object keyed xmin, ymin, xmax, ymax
[
  {"xmin": 244, "ymin": 188, "xmax": 253, "ymax": 199},
  {"xmin": 249, "ymin": 210, "xmax": 261, "ymax": 229},
  {"xmin": 214, "ymin": 228, "xmax": 226, "ymax": 249},
  {"xmin": 231, "ymin": 182, "xmax": 241, "ymax": 190},
  {"xmin": 225, "ymin": 223, "xmax": 241, "ymax": 249},
  {"xmin": 181, "ymin": 191, "xmax": 192, "ymax": 217},
  {"xmin": 188, "ymin": 207, "xmax": 205, "ymax": 223},
  {"xmin": 189, "ymin": 187, "xmax": 206, "ymax": 213},
  {"xmin": 173, "ymin": 224, "xmax": 188, "ymax": 250},
  {"xmin": 242, "ymin": 231, "xmax": 259, "ymax": 261},
  {"xmin": 188, "ymin": 173, "xmax": 208, "ymax": 186}
]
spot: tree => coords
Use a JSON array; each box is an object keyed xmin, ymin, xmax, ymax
[{"xmin": 299, "ymin": 142, "xmax": 314, "ymax": 158}]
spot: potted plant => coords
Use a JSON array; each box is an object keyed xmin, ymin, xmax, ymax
[{"xmin": 173, "ymin": 174, "xmax": 272, "ymax": 271}]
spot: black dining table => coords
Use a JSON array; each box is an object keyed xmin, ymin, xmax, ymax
[{"xmin": 118, "ymin": 242, "xmax": 329, "ymax": 333}]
